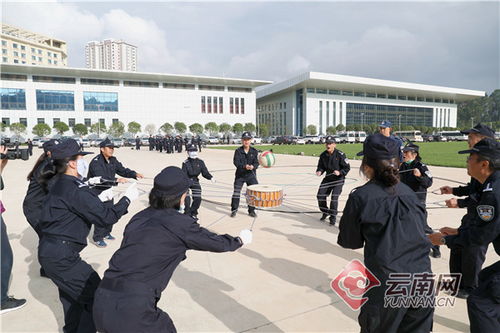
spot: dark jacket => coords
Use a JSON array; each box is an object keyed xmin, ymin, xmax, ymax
[
  {"xmin": 182, "ymin": 158, "xmax": 212, "ymax": 182},
  {"xmin": 102, "ymin": 207, "xmax": 242, "ymax": 292},
  {"xmin": 316, "ymin": 149, "xmax": 350, "ymax": 180},
  {"xmin": 399, "ymin": 159, "xmax": 433, "ymax": 203},
  {"xmin": 452, "ymin": 178, "xmax": 482, "ymax": 208},
  {"xmin": 233, "ymin": 146, "xmax": 259, "ymax": 178},
  {"xmin": 39, "ymin": 174, "xmax": 129, "ymax": 246},
  {"xmin": 23, "ymin": 158, "xmax": 53, "ymax": 225},
  {"xmin": 88, "ymin": 153, "xmax": 137, "ymax": 194}
]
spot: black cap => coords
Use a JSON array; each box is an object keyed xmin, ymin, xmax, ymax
[
  {"xmin": 153, "ymin": 166, "xmax": 192, "ymax": 197},
  {"xmin": 379, "ymin": 120, "xmax": 392, "ymax": 128},
  {"xmin": 42, "ymin": 139, "xmax": 60, "ymax": 153},
  {"xmin": 458, "ymin": 138, "xmax": 500, "ymax": 160},
  {"xmin": 241, "ymin": 131, "xmax": 253, "ymax": 139},
  {"xmin": 324, "ymin": 136, "xmax": 336, "ymax": 144},
  {"xmin": 356, "ymin": 133, "xmax": 400, "ymax": 160},
  {"xmin": 460, "ymin": 123, "xmax": 495, "ymax": 138},
  {"xmin": 51, "ymin": 139, "xmax": 93, "ymax": 160},
  {"xmin": 402, "ymin": 143, "xmax": 419, "ymax": 153},
  {"xmin": 187, "ymin": 145, "xmax": 198, "ymax": 152},
  {"xmin": 99, "ymin": 138, "xmax": 115, "ymax": 148}
]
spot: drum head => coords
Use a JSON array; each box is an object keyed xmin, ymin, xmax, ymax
[{"xmin": 247, "ymin": 184, "xmax": 282, "ymax": 192}]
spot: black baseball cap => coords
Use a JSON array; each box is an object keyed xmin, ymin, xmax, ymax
[
  {"xmin": 379, "ymin": 120, "xmax": 392, "ymax": 128},
  {"xmin": 99, "ymin": 138, "xmax": 115, "ymax": 148},
  {"xmin": 458, "ymin": 138, "xmax": 500, "ymax": 160},
  {"xmin": 241, "ymin": 131, "xmax": 253, "ymax": 139},
  {"xmin": 324, "ymin": 136, "xmax": 336, "ymax": 144},
  {"xmin": 51, "ymin": 139, "xmax": 93, "ymax": 160},
  {"xmin": 42, "ymin": 139, "xmax": 60, "ymax": 153},
  {"xmin": 187, "ymin": 145, "xmax": 198, "ymax": 152},
  {"xmin": 460, "ymin": 123, "xmax": 495, "ymax": 138},
  {"xmin": 356, "ymin": 133, "xmax": 400, "ymax": 160},
  {"xmin": 402, "ymin": 143, "xmax": 419, "ymax": 152},
  {"xmin": 153, "ymin": 166, "xmax": 192, "ymax": 197}
]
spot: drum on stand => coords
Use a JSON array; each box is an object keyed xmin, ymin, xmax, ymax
[{"xmin": 246, "ymin": 185, "xmax": 283, "ymax": 208}]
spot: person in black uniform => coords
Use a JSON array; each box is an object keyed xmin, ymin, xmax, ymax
[
  {"xmin": 399, "ymin": 143, "xmax": 441, "ymax": 258},
  {"xmin": 316, "ymin": 135, "xmax": 350, "ymax": 226},
  {"xmin": 148, "ymin": 135, "xmax": 154, "ymax": 151},
  {"xmin": 338, "ymin": 133, "xmax": 433, "ymax": 333},
  {"xmin": 430, "ymin": 138, "xmax": 500, "ymax": 333},
  {"xmin": 93, "ymin": 166, "xmax": 252, "ymax": 333},
  {"xmin": 230, "ymin": 131, "xmax": 259, "ymax": 218},
  {"xmin": 182, "ymin": 145, "xmax": 215, "ymax": 220},
  {"xmin": 439, "ymin": 124, "xmax": 495, "ymax": 298},
  {"xmin": 27, "ymin": 139, "xmax": 33, "ymax": 156},
  {"xmin": 88, "ymin": 138, "xmax": 144, "ymax": 247},
  {"xmin": 37, "ymin": 138, "xmax": 139, "ymax": 333},
  {"xmin": 135, "ymin": 136, "xmax": 141, "ymax": 150}
]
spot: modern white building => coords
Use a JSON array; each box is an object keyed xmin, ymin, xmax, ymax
[
  {"xmin": 0, "ymin": 64, "xmax": 270, "ymax": 137},
  {"xmin": 86, "ymin": 39, "xmax": 137, "ymax": 72},
  {"xmin": 256, "ymin": 72, "xmax": 486, "ymax": 136},
  {"xmin": 1, "ymin": 23, "xmax": 67, "ymax": 67}
]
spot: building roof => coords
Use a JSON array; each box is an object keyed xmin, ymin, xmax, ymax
[
  {"xmin": 256, "ymin": 72, "xmax": 486, "ymax": 102},
  {"xmin": 1, "ymin": 23, "xmax": 66, "ymax": 48},
  {"xmin": 0, "ymin": 64, "xmax": 272, "ymax": 88}
]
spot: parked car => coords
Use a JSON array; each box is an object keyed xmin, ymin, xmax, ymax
[
  {"xmin": 91, "ymin": 138, "xmax": 104, "ymax": 147},
  {"xmin": 274, "ymin": 136, "xmax": 294, "ymax": 145},
  {"xmin": 304, "ymin": 135, "xmax": 321, "ymax": 144},
  {"xmin": 295, "ymin": 137, "xmax": 306, "ymax": 145},
  {"xmin": 354, "ymin": 131, "xmax": 367, "ymax": 143},
  {"xmin": 267, "ymin": 136, "xmax": 277, "ymax": 144},
  {"xmin": 140, "ymin": 137, "xmax": 150, "ymax": 146},
  {"xmin": 81, "ymin": 138, "xmax": 90, "ymax": 148},
  {"xmin": 231, "ymin": 138, "xmax": 242, "ymax": 145},
  {"xmin": 37, "ymin": 138, "xmax": 49, "ymax": 148},
  {"xmin": 252, "ymin": 137, "xmax": 262, "ymax": 144},
  {"xmin": 422, "ymin": 134, "xmax": 434, "ymax": 142},
  {"xmin": 432, "ymin": 134, "xmax": 447, "ymax": 142},
  {"xmin": 112, "ymin": 139, "xmax": 124, "ymax": 147},
  {"xmin": 207, "ymin": 136, "xmax": 220, "ymax": 144},
  {"xmin": 337, "ymin": 131, "xmax": 356, "ymax": 143}
]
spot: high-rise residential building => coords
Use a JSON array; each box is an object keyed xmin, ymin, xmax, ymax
[
  {"xmin": 1, "ymin": 22, "xmax": 68, "ymax": 67},
  {"xmin": 85, "ymin": 39, "xmax": 137, "ymax": 72}
]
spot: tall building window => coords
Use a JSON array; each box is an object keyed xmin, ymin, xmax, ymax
[
  {"xmin": 201, "ymin": 96, "xmax": 206, "ymax": 113},
  {"xmin": 37, "ymin": 118, "xmax": 45, "ymax": 124},
  {"xmin": 213, "ymin": 96, "xmax": 217, "ymax": 114},
  {"xmin": 112, "ymin": 119, "xmax": 119, "ymax": 125},
  {"xmin": 1, "ymin": 88, "xmax": 26, "ymax": 110},
  {"xmin": 68, "ymin": 118, "xmax": 75, "ymax": 127},
  {"xmin": 219, "ymin": 97, "xmax": 223, "ymax": 113},
  {"xmin": 2, "ymin": 118, "xmax": 10, "ymax": 126},
  {"xmin": 36, "ymin": 90, "xmax": 75, "ymax": 111},
  {"xmin": 83, "ymin": 92, "xmax": 118, "ymax": 111},
  {"xmin": 207, "ymin": 97, "xmax": 212, "ymax": 113},
  {"xmin": 2, "ymin": 49, "xmax": 6, "ymax": 54},
  {"xmin": 13, "ymin": 43, "xmax": 18, "ymax": 48},
  {"xmin": 20, "ymin": 45, "xmax": 25, "ymax": 50},
  {"xmin": 230, "ymin": 98, "xmax": 234, "ymax": 114},
  {"xmin": 53, "ymin": 118, "xmax": 61, "ymax": 126},
  {"xmin": 13, "ymin": 51, "xmax": 18, "ymax": 57},
  {"xmin": 84, "ymin": 118, "xmax": 91, "ymax": 127},
  {"xmin": 235, "ymin": 98, "xmax": 239, "ymax": 114},
  {"xmin": 1, "ymin": 41, "xmax": 6, "ymax": 46},
  {"xmin": 241, "ymin": 98, "xmax": 245, "ymax": 114},
  {"xmin": 20, "ymin": 118, "xmax": 27, "ymax": 126}
]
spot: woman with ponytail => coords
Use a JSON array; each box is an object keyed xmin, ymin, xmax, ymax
[{"xmin": 338, "ymin": 133, "xmax": 433, "ymax": 333}]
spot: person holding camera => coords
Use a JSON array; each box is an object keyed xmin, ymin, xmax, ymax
[{"xmin": 0, "ymin": 145, "xmax": 27, "ymax": 314}]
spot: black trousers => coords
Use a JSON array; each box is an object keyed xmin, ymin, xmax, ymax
[
  {"xmin": 185, "ymin": 182, "xmax": 202, "ymax": 216},
  {"xmin": 316, "ymin": 177, "xmax": 343, "ymax": 216},
  {"xmin": 94, "ymin": 278, "xmax": 176, "ymax": 333},
  {"xmin": 359, "ymin": 285, "xmax": 434, "ymax": 333},
  {"xmin": 38, "ymin": 238, "xmax": 100, "ymax": 333},
  {"xmin": 467, "ymin": 261, "xmax": 500, "ymax": 333},
  {"xmin": 149, "ymin": 144, "xmax": 154, "ymax": 151},
  {"xmin": 449, "ymin": 245, "xmax": 487, "ymax": 291},
  {"xmin": 93, "ymin": 200, "xmax": 114, "ymax": 242},
  {"xmin": 231, "ymin": 175, "xmax": 258, "ymax": 213}
]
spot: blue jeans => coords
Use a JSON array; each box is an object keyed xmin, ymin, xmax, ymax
[{"xmin": 1, "ymin": 215, "xmax": 13, "ymax": 303}]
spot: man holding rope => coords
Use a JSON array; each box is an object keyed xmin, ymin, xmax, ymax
[{"xmin": 316, "ymin": 135, "xmax": 350, "ymax": 226}]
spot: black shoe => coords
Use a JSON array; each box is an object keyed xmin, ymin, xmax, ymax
[
  {"xmin": 40, "ymin": 268, "xmax": 48, "ymax": 278},
  {"xmin": 320, "ymin": 213, "xmax": 328, "ymax": 221},
  {"xmin": 430, "ymin": 246, "xmax": 441, "ymax": 258},
  {"xmin": 329, "ymin": 217, "xmax": 337, "ymax": 226},
  {"xmin": 190, "ymin": 214, "xmax": 198, "ymax": 221},
  {"xmin": 0, "ymin": 297, "xmax": 27, "ymax": 314},
  {"xmin": 455, "ymin": 289, "xmax": 470, "ymax": 299},
  {"xmin": 230, "ymin": 210, "xmax": 237, "ymax": 218},
  {"xmin": 249, "ymin": 211, "xmax": 257, "ymax": 218}
]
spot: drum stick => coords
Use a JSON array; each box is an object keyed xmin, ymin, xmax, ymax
[{"xmin": 249, "ymin": 216, "xmax": 257, "ymax": 231}]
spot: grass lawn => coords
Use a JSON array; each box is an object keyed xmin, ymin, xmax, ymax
[{"xmin": 208, "ymin": 141, "xmax": 470, "ymax": 168}]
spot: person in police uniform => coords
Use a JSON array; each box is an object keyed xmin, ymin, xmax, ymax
[
  {"xmin": 230, "ymin": 131, "xmax": 259, "ymax": 218},
  {"xmin": 316, "ymin": 135, "xmax": 350, "ymax": 226},
  {"xmin": 88, "ymin": 138, "xmax": 144, "ymax": 247},
  {"xmin": 439, "ymin": 124, "xmax": 495, "ymax": 298},
  {"xmin": 148, "ymin": 135, "xmax": 154, "ymax": 151},
  {"xmin": 37, "ymin": 138, "xmax": 139, "ymax": 333},
  {"xmin": 430, "ymin": 138, "xmax": 500, "ymax": 333},
  {"xmin": 378, "ymin": 120, "xmax": 403, "ymax": 161},
  {"xmin": 338, "ymin": 133, "xmax": 433, "ymax": 333},
  {"xmin": 182, "ymin": 145, "xmax": 215, "ymax": 220},
  {"xmin": 93, "ymin": 166, "xmax": 252, "ymax": 333},
  {"xmin": 399, "ymin": 143, "xmax": 441, "ymax": 258}
]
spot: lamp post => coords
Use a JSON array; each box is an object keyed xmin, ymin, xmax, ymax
[
  {"xmin": 398, "ymin": 114, "xmax": 402, "ymax": 131},
  {"xmin": 361, "ymin": 113, "xmax": 364, "ymax": 131}
]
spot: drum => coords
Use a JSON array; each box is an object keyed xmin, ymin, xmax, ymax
[{"xmin": 246, "ymin": 184, "xmax": 283, "ymax": 208}]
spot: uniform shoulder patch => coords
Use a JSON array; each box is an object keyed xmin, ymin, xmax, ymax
[
  {"xmin": 477, "ymin": 205, "xmax": 495, "ymax": 222},
  {"xmin": 483, "ymin": 183, "xmax": 493, "ymax": 192},
  {"xmin": 425, "ymin": 170, "xmax": 432, "ymax": 178}
]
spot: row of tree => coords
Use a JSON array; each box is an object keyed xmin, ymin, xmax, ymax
[{"xmin": 457, "ymin": 89, "xmax": 499, "ymax": 128}]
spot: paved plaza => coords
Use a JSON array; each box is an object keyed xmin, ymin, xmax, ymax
[{"xmin": 1, "ymin": 146, "xmax": 496, "ymax": 332}]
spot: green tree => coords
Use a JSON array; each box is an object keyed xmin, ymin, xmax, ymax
[
  {"xmin": 160, "ymin": 123, "xmax": 173, "ymax": 134},
  {"xmin": 174, "ymin": 122, "xmax": 187, "ymax": 134},
  {"xmin": 127, "ymin": 121, "xmax": 141, "ymax": 135},
  {"xmin": 32, "ymin": 123, "xmax": 51, "ymax": 137},
  {"xmin": 258, "ymin": 123, "xmax": 269, "ymax": 137},
  {"xmin": 0, "ymin": 123, "xmax": 7, "ymax": 132},
  {"xmin": 243, "ymin": 122, "xmax": 256, "ymax": 134},
  {"xmin": 72, "ymin": 123, "xmax": 88, "ymax": 136},
  {"xmin": 353, "ymin": 124, "xmax": 361, "ymax": 131},
  {"xmin": 90, "ymin": 122, "xmax": 107, "ymax": 135},
  {"xmin": 189, "ymin": 123, "xmax": 204, "ymax": 135},
  {"xmin": 346, "ymin": 124, "xmax": 356, "ymax": 131},
  {"xmin": 205, "ymin": 122, "xmax": 219, "ymax": 135},
  {"xmin": 145, "ymin": 124, "xmax": 156, "ymax": 135},
  {"xmin": 232, "ymin": 123, "xmax": 244, "ymax": 135},
  {"xmin": 306, "ymin": 124, "xmax": 317, "ymax": 135},
  {"xmin": 53, "ymin": 121, "xmax": 69, "ymax": 135},
  {"xmin": 219, "ymin": 123, "xmax": 232, "ymax": 135},
  {"xmin": 326, "ymin": 126, "xmax": 336, "ymax": 135},
  {"xmin": 108, "ymin": 121, "xmax": 125, "ymax": 138},
  {"xmin": 9, "ymin": 122, "xmax": 27, "ymax": 136},
  {"xmin": 336, "ymin": 124, "xmax": 345, "ymax": 132}
]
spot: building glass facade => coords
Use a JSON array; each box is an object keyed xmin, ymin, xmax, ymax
[
  {"xmin": 1, "ymin": 88, "xmax": 26, "ymax": 109},
  {"xmin": 345, "ymin": 103, "xmax": 433, "ymax": 127},
  {"xmin": 36, "ymin": 90, "xmax": 75, "ymax": 111},
  {"xmin": 83, "ymin": 92, "xmax": 118, "ymax": 112}
]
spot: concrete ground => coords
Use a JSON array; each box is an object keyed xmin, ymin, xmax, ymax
[{"xmin": 1, "ymin": 145, "xmax": 496, "ymax": 332}]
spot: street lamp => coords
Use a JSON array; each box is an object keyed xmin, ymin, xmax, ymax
[
  {"xmin": 361, "ymin": 113, "xmax": 364, "ymax": 131},
  {"xmin": 398, "ymin": 114, "xmax": 402, "ymax": 131}
]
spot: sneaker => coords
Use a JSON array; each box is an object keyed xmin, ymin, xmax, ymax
[
  {"xmin": 320, "ymin": 213, "xmax": 328, "ymax": 221},
  {"xmin": 190, "ymin": 214, "xmax": 198, "ymax": 221},
  {"xmin": 430, "ymin": 246, "xmax": 441, "ymax": 258},
  {"xmin": 94, "ymin": 240, "xmax": 107, "ymax": 248},
  {"xmin": 455, "ymin": 289, "xmax": 470, "ymax": 299},
  {"xmin": 104, "ymin": 234, "xmax": 116, "ymax": 241},
  {"xmin": 1, "ymin": 297, "xmax": 27, "ymax": 314},
  {"xmin": 329, "ymin": 216, "xmax": 336, "ymax": 226},
  {"xmin": 230, "ymin": 210, "xmax": 237, "ymax": 218},
  {"xmin": 248, "ymin": 211, "xmax": 257, "ymax": 218}
]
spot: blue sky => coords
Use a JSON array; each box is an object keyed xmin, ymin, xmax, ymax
[{"xmin": 3, "ymin": 1, "xmax": 499, "ymax": 93}]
